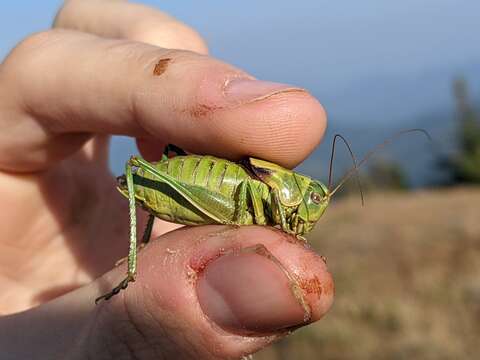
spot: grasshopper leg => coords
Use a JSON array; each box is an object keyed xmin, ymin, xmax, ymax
[
  {"xmin": 163, "ymin": 143, "xmax": 187, "ymax": 158},
  {"xmin": 271, "ymin": 189, "xmax": 302, "ymax": 238},
  {"xmin": 247, "ymin": 181, "xmax": 267, "ymax": 225},
  {"xmin": 234, "ymin": 180, "xmax": 267, "ymax": 225},
  {"xmin": 271, "ymin": 189, "xmax": 294, "ymax": 235},
  {"xmin": 95, "ymin": 274, "xmax": 135, "ymax": 303},
  {"xmin": 96, "ymin": 158, "xmax": 139, "ymax": 304},
  {"xmin": 233, "ymin": 181, "xmax": 249, "ymax": 223},
  {"xmin": 141, "ymin": 213, "xmax": 155, "ymax": 245},
  {"xmin": 114, "ymin": 213, "xmax": 155, "ymax": 267}
]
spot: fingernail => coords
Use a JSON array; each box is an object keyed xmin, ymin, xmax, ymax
[
  {"xmin": 224, "ymin": 79, "xmax": 305, "ymax": 104},
  {"xmin": 196, "ymin": 250, "xmax": 308, "ymax": 334}
]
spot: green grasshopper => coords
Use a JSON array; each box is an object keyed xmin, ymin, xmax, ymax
[{"xmin": 95, "ymin": 130, "xmax": 430, "ymax": 303}]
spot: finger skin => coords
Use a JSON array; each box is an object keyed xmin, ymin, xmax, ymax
[
  {"xmin": 55, "ymin": 0, "xmax": 209, "ymax": 53},
  {"xmin": 0, "ymin": 226, "xmax": 334, "ymax": 360},
  {"xmin": 0, "ymin": 30, "xmax": 326, "ymax": 172},
  {"xmin": 0, "ymin": 3, "xmax": 331, "ymax": 359}
]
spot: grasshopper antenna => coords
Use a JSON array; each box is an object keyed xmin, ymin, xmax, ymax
[
  {"xmin": 329, "ymin": 128, "xmax": 432, "ymax": 198},
  {"xmin": 328, "ymin": 134, "xmax": 364, "ymax": 206}
]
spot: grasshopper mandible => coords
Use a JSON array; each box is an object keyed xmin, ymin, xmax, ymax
[{"xmin": 95, "ymin": 130, "xmax": 430, "ymax": 303}]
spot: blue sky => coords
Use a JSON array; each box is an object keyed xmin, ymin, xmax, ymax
[
  {"xmin": 1, "ymin": 1, "xmax": 479, "ymax": 178},
  {"xmin": 1, "ymin": 1, "xmax": 479, "ymax": 119}
]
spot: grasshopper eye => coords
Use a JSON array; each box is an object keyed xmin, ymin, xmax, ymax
[{"xmin": 310, "ymin": 192, "xmax": 322, "ymax": 204}]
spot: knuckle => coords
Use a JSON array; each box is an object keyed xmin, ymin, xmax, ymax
[
  {"xmin": 128, "ymin": 21, "xmax": 209, "ymax": 54},
  {"xmin": 12, "ymin": 29, "xmax": 64, "ymax": 56},
  {"xmin": 164, "ymin": 23, "xmax": 209, "ymax": 54},
  {"xmin": 0, "ymin": 29, "xmax": 66, "ymax": 86},
  {"xmin": 1, "ymin": 29, "xmax": 68, "ymax": 73},
  {"xmin": 51, "ymin": 0, "xmax": 71, "ymax": 28}
]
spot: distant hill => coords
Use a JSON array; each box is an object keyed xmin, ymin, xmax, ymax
[
  {"xmin": 299, "ymin": 62, "xmax": 480, "ymax": 187},
  {"xmin": 297, "ymin": 110, "xmax": 456, "ymax": 188},
  {"xmin": 316, "ymin": 61, "xmax": 480, "ymax": 125}
]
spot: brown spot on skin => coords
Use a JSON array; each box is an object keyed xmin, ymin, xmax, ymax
[
  {"xmin": 188, "ymin": 103, "xmax": 222, "ymax": 117},
  {"xmin": 153, "ymin": 58, "xmax": 171, "ymax": 76},
  {"xmin": 189, "ymin": 244, "xmax": 241, "ymax": 273},
  {"xmin": 322, "ymin": 277, "xmax": 335, "ymax": 297},
  {"xmin": 299, "ymin": 276, "xmax": 323, "ymax": 297}
]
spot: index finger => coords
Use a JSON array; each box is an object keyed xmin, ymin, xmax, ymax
[{"xmin": 0, "ymin": 30, "xmax": 326, "ymax": 172}]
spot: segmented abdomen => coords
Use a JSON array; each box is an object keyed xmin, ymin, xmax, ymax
[
  {"xmin": 133, "ymin": 155, "xmax": 252, "ymax": 225},
  {"xmin": 164, "ymin": 155, "xmax": 247, "ymax": 197}
]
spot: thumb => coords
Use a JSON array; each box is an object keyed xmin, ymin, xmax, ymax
[{"xmin": 0, "ymin": 226, "xmax": 334, "ymax": 360}]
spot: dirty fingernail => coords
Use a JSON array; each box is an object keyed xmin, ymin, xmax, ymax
[
  {"xmin": 224, "ymin": 79, "xmax": 305, "ymax": 104},
  {"xmin": 196, "ymin": 251, "xmax": 308, "ymax": 334}
]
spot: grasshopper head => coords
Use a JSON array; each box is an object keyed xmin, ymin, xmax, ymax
[{"xmin": 296, "ymin": 180, "xmax": 330, "ymax": 235}]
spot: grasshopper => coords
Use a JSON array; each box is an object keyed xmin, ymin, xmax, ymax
[{"xmin": 95, "ymin": 130, "xmax": 430, "ymax": 303}]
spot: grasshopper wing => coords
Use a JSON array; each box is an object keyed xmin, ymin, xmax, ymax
[{"xmin": 134, "ymin": 158, "xmax": 235, "ymax": 224}]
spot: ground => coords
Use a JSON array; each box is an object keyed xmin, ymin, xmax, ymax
[{"xmin": 257, "ymin": 186, "xmax": 480, "ymax": 360}]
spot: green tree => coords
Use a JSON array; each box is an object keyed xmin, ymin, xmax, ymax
[
  {"xmin": 364, "ymin": 159, "xmax": 409, "ymax": 191},
  {"xmin": 337, "ymin": 158, "xmax": 409, "ymax": 198},
  {"xmin": 448, "ymin": 77, "xmax": 480, "ymax": 183}
]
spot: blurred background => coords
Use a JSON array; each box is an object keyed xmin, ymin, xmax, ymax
[{"xmin": 1, "ymin": 1, "xmax": 479, "ymax": 358}]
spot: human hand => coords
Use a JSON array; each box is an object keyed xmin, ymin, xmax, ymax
[{"xmin": 0, "ymin": 1, "xmax": 333, "ymax": 359}]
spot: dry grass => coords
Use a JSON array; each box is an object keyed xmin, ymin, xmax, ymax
[{"xmin": 257, "ymin": 186, "xmax": 480, "ymax": 360}]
